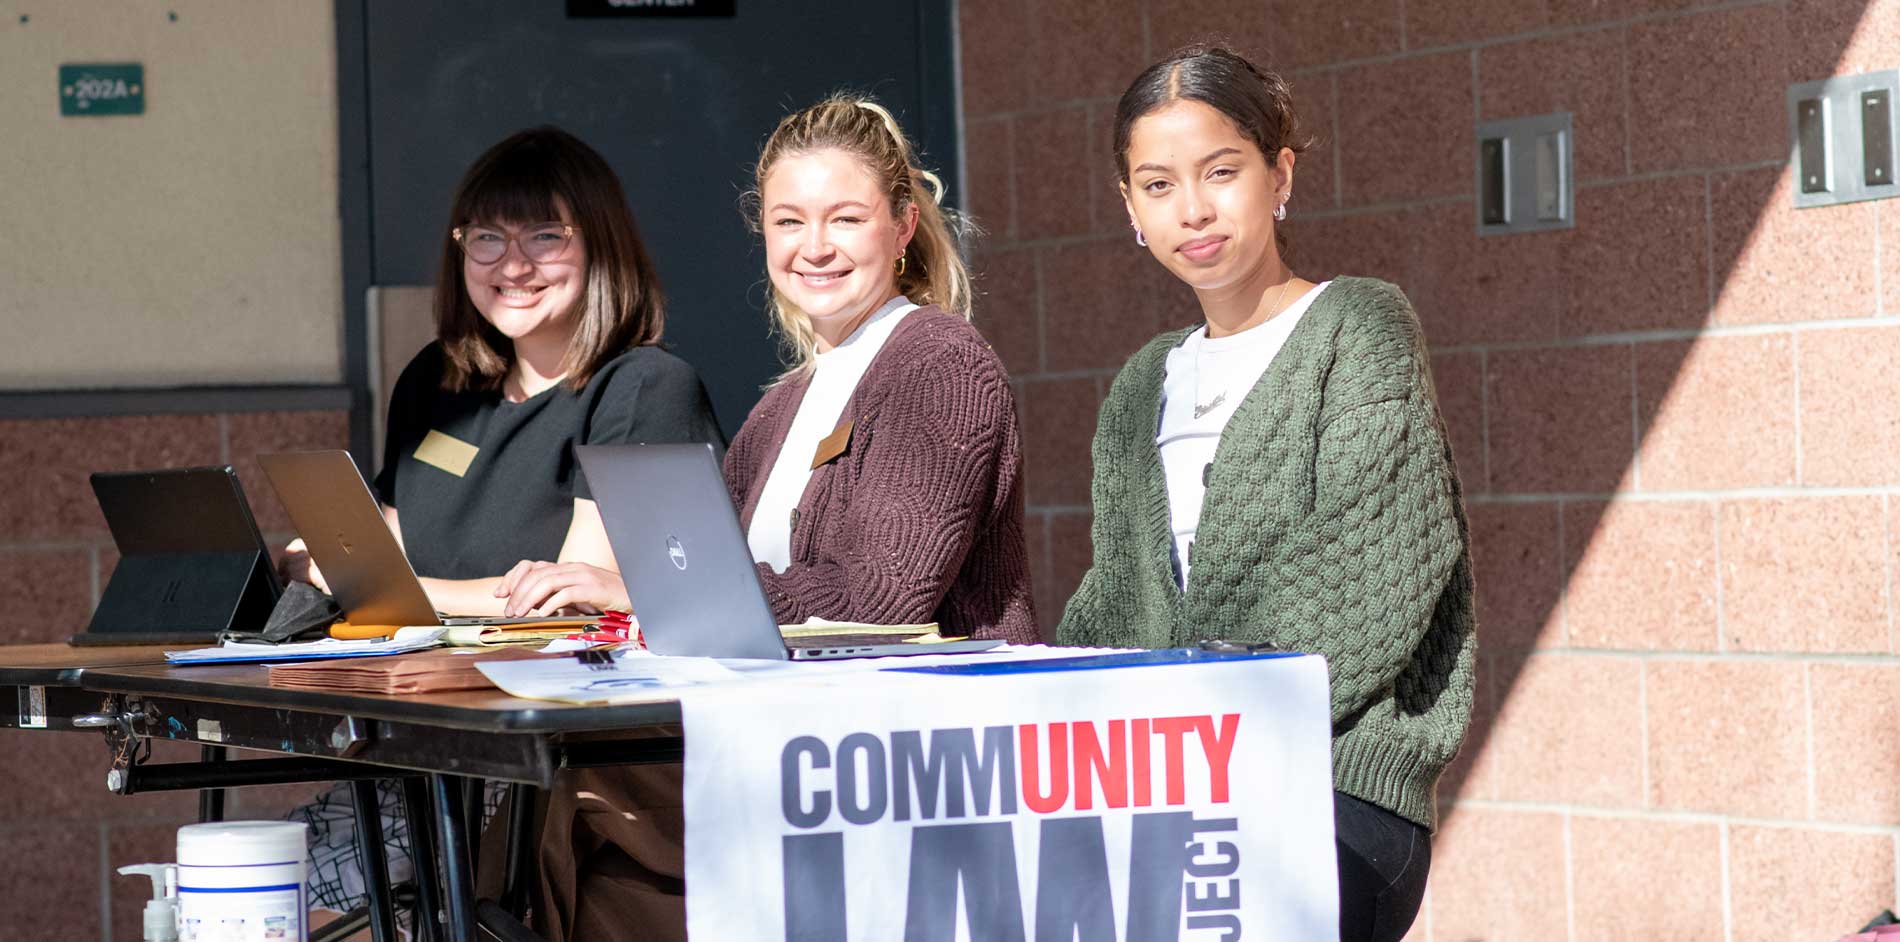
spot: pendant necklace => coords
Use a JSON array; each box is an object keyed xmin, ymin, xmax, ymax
[{"xmin": 1193, "ymin": 274, "xmax": 1296, "ymax": 421}]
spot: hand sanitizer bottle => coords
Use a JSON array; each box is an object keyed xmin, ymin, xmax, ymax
[{"xmin": 118, "ymin": 863, "xmax": 179, "ymax": 942}]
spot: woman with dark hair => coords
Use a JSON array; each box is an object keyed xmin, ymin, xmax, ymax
[
  {"xmin": 280, "ymin": 126, "xmax": 724, "ymax": 921},
  {"xmin": 1056, "ymin": 45, "xmax": 1475, "ymax": 942},
  {"xmin": 286, "ymin": 125, "xmax": 722, "ymax": 616}
]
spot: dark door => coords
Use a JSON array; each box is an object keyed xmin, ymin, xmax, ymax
[{"xmin": 345, "ymin": 0, "xmax": 960, "ymax": 437}]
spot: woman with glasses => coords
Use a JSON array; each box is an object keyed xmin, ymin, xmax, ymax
[
  {"xmin": 280, "ymin": 125, "xmax": 724, "ymax": 925},
  {"xmin": 284, "ymin": 125, "xmax": 722, "ymax": 615}
]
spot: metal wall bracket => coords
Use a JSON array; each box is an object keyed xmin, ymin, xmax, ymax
[
  {"xmin": 1475, "ymin": 112, "xmax": 1574, "ymax": 235},
  {"xmin": 1789, "ymin": 70, "xmax": 1900, "ymax": 209}
]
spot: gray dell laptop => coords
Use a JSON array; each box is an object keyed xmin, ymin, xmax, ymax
[{"xmin": 574, "ymin": 443, "xmax": 1004, "ymax": 661}]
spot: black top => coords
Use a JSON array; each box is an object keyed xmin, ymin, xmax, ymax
[{"xmin": 375, "ymin": 343, "xmax": 725, "ymax": 580}]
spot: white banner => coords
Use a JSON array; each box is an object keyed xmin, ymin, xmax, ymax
[{"xmin": 680, "ymin": 651, "xmax": 1340, "ymax": 941}]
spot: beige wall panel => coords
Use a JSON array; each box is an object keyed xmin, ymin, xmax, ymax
[
  {"xmin": 0, "ymin": 1, "xmax": 341, "ymax": 388},
  {"xmin": 367, "ymin": 284, "xmax": 435, "ymax": 468}
]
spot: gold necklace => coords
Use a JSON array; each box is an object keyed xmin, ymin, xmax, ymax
[{"xmin": 1193, "ymin": 274, "xmax": 1298, "ymax": 420}]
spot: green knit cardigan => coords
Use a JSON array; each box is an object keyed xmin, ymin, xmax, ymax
[{"xmin": 1056, "ymin": 277, "xmax": 1476, "ymax": 830}]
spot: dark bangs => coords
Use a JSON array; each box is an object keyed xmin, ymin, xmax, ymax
[
  {"xmin": 433, "ymin": 127, "xmax": 667, "ymax": 394},
  {"xmin": 455, "ymin": 144, "xmax": 566, "ymax": 227}
]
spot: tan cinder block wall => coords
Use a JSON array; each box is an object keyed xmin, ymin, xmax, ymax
[
  {"xmin": 0, "ymin": 1, "xmax": 341, "ymax": 388},
  {"xmin": 0, "ymin": 5, "xmax": 346, "ymax": 938},
  {"xmin": 961, "ymin": 0, "xmax": 1900, "ymax": 937}
]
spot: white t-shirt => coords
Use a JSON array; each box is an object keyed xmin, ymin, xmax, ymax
[
  {"xmin": 1156, "ymin": 281, "xmax": 1330, "ymax": 588},
  {"xmin": 747, "ymin": 296, "xmax": 918, "ymax": 572}
]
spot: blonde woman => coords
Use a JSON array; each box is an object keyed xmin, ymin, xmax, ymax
[{"xmin": 521, "ymin": 96, "xmax": 1035, "ymax": 939}]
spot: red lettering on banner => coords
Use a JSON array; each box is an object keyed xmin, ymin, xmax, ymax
[
  {"xmin": 1019, "ymin": 723, "xmax": 1069, "ymax": 813},
  {"xmin": 1072, "ymin": 719, "xmax": 1127, "ymax": 810},
  {"xmin": 1152, "ymin": 716, "xmax": 1197, "ymax": 806},
  {"xmin": 1131, "ymin": 717, "xmax": 1152, "ymax": 807},
  {"xmin": 1197, "ymin": 714, "xmax": 1240, "ymax": 804},
  {"xmin": 1014, "ymin": 714, "xmax": 1239, "ymax": 814}
]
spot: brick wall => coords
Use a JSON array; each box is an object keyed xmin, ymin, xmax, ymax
[
  {"xmin": 962, "ymin": 0, "xmax": 1900, "ymax": 937},
  {"xmin": 0, "ymin": 409, "xmax": 346, "ymax": 939}
]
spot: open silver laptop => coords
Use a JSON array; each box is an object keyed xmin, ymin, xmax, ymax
[
  {"xmin": 257, "ymin": 450, "xmax": 578, "ymax": 628},
  {"xmin": 574, "ymin": 443, "xmax": 1004, "ymax": 661}
]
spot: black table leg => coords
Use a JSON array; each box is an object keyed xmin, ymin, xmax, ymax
[
  {"xmin": 500, "ymin": 783, "xmax": 538, "ymax": 920},
  {"xmin": 461, "ymin": 776, "xmax": 485, "ymax": 875},
  {"xmin": 197, "ymin": 745, "xmax": 226, "ymax": 822},
  {"xmin": 348, "ymin": 779, "xmax": 399, "ymax": 942},
  {"xmin": 402, "ymin": 777, "xmax": 445, "ymax": 942},
  {"xmin": 433, "ymin": 773, "xmax": 477, "ymax": 942}
]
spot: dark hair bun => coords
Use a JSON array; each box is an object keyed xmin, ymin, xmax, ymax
[{"xmin": 1111, "ymin": 43, "xmax": 1315, "ymax": 182}]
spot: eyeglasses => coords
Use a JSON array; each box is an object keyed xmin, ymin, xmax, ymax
[{"xmin": 451, "ymin": 222, "xmax": 579, "ymax": 264}]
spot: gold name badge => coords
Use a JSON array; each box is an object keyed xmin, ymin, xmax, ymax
[
  {"xmin": 414, "ymin": 430, "xmax": 479, "ymax": 477},
  {"xmin": 810, "ymin": 418, "xmax": 854, "ymax": 470}
]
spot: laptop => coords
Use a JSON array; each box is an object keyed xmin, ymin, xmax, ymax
[
  {"xmin": 574, "ymin": 443, "xmax": 1005, "ymax": 661},
  {"xmin": 256, "ymin": 450, "xmax": 579, "ymax": 628},
  {"xmin": 74, "ymin": 466, "xmax": 280, "ymax": 645}
]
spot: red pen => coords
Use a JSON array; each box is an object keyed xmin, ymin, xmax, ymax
[{"xmin": 564, "ymin": 630, "xmax": 628, "ymax": 643}]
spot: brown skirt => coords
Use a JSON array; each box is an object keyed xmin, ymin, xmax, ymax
[{"xmin": 531, "ymin": 757, "xmax": 687, "ymax": 941}]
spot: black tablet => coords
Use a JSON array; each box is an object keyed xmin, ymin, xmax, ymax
[{"xmin": 72, "ymin": 466, "xmax": 280, "ymax": 645}]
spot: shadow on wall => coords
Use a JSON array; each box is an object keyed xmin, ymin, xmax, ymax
[
  {"xmin": 1284, "ymin": 0, "xmax": 1896, "ymax": 845},
  {"xmin": 961, "ymin": 0, "xmax": 1896, "ymax": 935}
]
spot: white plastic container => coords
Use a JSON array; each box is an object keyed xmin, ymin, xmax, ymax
[{"xmin": 176, "ymin": 821, "xmax": 309, "ymax": 942}]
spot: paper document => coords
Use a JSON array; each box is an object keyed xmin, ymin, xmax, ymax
[
  {"xmin": 478, "ymin": 644, "xmax": 1132, "ymax": 705},
  {"xmin": 441, "ymin": 625, "xmax": 586, "ymax": 647},
  {"xmin": 166, "ymin": 627, "xmax": 447, "ymax": 665},
  {"xmin": 475, "ymin": 649, "xmax": 744, "ymax": 704}
]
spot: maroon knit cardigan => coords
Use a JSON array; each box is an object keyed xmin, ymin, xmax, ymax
[{"xmin": 722, "ymin": 305, "xmax": 1039, "ymax": 644}]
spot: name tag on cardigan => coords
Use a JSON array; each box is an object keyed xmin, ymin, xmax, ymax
[
  {"xmin": 810, "ymin": 418, "xmax": 854, "ymax": 470},
  {"xmin": 414, "ymin": 430, "xmax": 479, "ymax": 477}
]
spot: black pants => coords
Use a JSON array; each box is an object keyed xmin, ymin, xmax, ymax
[{"xmin": 1334, "ymin": 791, "xmax": 1431, "ymax": 942}]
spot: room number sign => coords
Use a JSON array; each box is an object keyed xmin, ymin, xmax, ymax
[{"xmin": 60, "ymin": 63, "xmax": 144, "ymax": 116}]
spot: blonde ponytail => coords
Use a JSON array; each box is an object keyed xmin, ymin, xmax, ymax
[{"xmin": 746, "ymin": 94, "xmax": 976, "ymax": 382}]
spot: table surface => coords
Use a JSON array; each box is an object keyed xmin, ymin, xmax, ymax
[
  {"xmin": 76, "ymin": 660, "xmax": 684, "ymax": 733},
  {"xmin": 0, "ymin": 642, "xmax": 174, "ymax": 684},
  {"xmin": 0, "ymin": 642, "xmax": 684, "ymax": 732}
]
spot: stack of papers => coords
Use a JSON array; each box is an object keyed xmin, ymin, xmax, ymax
[
  {"xmin": 165, "ymin": 627, "xmax": 449, "ymax": 665},
  {"xmin": 268, "ymin": 647, "xmax": 548, "ymax": 694},
  {"xmin": 165, "ymin": 624, "xmax": 603, "ymax": 666},
  {"xmin": 779, "ymin": 618, "xmax": 938, "ymax": 638},
  {"xmin": 442, "ymin": 625, "xmax": 585, "ymax": 647}
]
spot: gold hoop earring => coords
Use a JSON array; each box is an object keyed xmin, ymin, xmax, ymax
[{"xmin": 894, "ymin": 255, "xmax": 908, "ymax": 276}]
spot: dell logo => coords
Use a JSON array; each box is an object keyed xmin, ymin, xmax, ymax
[{"xmin": 666, "ymin": 536, "xmax": 688, "ymax": 570}]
